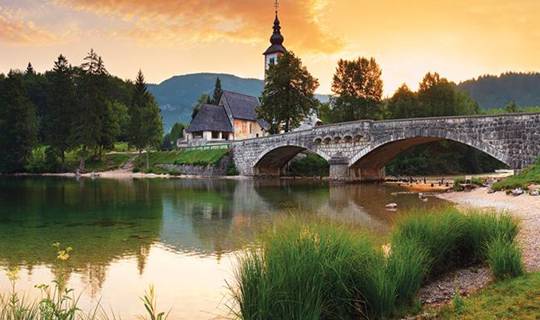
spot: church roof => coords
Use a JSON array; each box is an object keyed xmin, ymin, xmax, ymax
[
  {"xmin": 186, "ymin": 104, "xmax": 233, "ymax": 133},
  {"xmin": 220, "ymin": 91, "xmax": 270, "ymax": 130}
]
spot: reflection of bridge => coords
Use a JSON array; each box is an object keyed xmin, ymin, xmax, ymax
[{"xmin": 232, "ymin": 113, "xmax": 540, "ymax": 180}]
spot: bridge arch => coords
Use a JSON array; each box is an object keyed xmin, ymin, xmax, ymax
[
  {"xmin": 253, "ymin": 143, "xmax": 331, "ymax": 176},
  {"xmin": 348, "ymin": 134, "xmax": 511, "ymax": 180}
]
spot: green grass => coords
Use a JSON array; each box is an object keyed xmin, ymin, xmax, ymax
[
  {"xmin": 430, "ymin": 272, "xmax": 540, "ymax": 319},
  {"xmin": 134, "ymin": 149, "xmax": 230, "ymax": 173},
  {"xmin": 84, "ymin": 153, "xmax": 131, "ymax": 172},
  {"xmin": 492, "ymin": 158, "xmax": 540, "ymax": 191},
  {"xmin": 487, "ymin": 237, "xmax": 524, "ymax": 280},
  {"xmin": 173, "ymin": 148, "xmax": 229, "ymax": 166},
  {"xmin": 231, "ymin": 208, "xmax": 523, "ymax": 319},
  {"xmin": 231, "ymin": 217, "xmax": 383, "ymax": 320}
]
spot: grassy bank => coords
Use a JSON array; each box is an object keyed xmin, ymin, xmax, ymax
[
  {"xmin": 492, "ymin": 158, "xmax": 540, "ymax": 191},
  {"xmin": 428, "ymin": 272, "xmax": 540, "ymax": 319},
  {"xmin": 231, "ymin": 208, "xmax": 523, "ymax": 319},
  {"xmin": 133, "ymin": 148, "xmax": 231, "ymax": 173},
  {"xmin": 26, "ymin": 146, "xmax": 133, "ymax": 173}
]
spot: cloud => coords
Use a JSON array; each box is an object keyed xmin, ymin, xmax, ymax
[
  {"xmin": 53, "ymin": 0, "xmax": 343, "ymax": 54},
  {"xmin": 0, "ymin": 6, "xmax": 57, "ymax": 45}
]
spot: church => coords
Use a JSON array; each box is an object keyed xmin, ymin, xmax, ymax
[{"xmin": 184, "ymin": 7, "xmax": 287, "ymax": 144}]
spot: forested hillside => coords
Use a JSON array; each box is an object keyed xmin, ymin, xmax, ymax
[{"xmin": 458, "ymin": 72, "xmax": 540, "ymax": 109}]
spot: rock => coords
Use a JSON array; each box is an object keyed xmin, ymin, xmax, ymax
[
  {"xmin": 385, "ymin": 203, "xmax": 398, "ymax": 209},
  {"xmin": 530, "ymin": 190, "xmax": 540, "ymax": 196},
  {"xmin": 487, "ymin": 188, "xmax": 496, "ymax": 194},
  {"xmin": 512, "ymin": 188, "xmax": 524, "ymax": 196}
]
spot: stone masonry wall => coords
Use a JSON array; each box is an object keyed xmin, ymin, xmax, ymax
[{"xmin": 232, "ymin": 113, "xmax": 540, "ymax": 177}]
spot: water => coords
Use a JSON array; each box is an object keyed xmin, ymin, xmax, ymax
[{"xmin": 0, "ymin": 177, "xmax": 446, "ymax": 319}]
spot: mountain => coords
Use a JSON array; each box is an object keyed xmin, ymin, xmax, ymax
[
  {"xmin": 148, "ymin": 72, "xmax": 331, "ymax": 131},
  {"xmin": 457, "ymin": 72, "xmax": 540, "ymax": 109}
]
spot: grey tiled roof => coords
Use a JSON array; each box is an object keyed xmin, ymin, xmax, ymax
[
  {"xmin": 186, "ymin": 104, "xmax": 233, "ymax": 133},
  {"xmin": 221, "ymin": 91, "xmax": 261, "ymax": 121}
]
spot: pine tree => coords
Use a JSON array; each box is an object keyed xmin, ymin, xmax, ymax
[
  {"xmin": 128, "ymin": 70, "xmax": 163, "ymax": 168},
  {"xmin": 212, "ymin": 77, "xmax": 223, "ymax": 104},
  {"xmin": 75, "ymin": 49, "xmax": 111, "ymax": 164},
  {"xmin": 45, "ymin": 55, "xmax": 77, "ymax": 165},
  {"xmin": 26, "ymin": 63, "xmax": 35, "ymax": 75},
  {"xmin": 331, "ymin": 57, "xmax": 383, "ymax": 121},
  {"xmin": 0, "ymin": 71, "xmax": 37, "ymax": 172},
  {"xmin": 258, "ymin": 51, "xmax": 319, "ymax": 133}
]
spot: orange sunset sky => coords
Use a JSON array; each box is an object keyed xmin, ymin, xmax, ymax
[{"xmin": 1, "ymin": 0, "xmax": 539, "ymax": 95}]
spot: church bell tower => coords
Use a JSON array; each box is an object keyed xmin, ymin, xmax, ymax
[{"xmin": 263, "ymin": 0, "xmax": 286, "ymax": 74}]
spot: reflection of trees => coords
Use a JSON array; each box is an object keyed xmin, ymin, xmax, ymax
[{"xmin": 0, "ymin": 177, "xmax": 163, "ymax": 292}]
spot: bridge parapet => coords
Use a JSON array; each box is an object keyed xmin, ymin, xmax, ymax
[{"xmin": 232, "ymin": 113, "xmax": 540, "ymax": 180}]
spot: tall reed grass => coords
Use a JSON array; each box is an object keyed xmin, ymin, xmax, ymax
[{"xmin": 231, "ymin": 208, "xmax": 522, "ymax": 319}]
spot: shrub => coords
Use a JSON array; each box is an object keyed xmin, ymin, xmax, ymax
[{"xmin": 487, "ymin": 237, "xmax": 524, "ymax": 280}]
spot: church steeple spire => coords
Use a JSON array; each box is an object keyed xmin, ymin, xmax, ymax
[{"xmin": 263, "ymin": 0, "xmax": 286, "ymax": 72}]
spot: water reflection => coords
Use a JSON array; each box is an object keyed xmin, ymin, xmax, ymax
[{"xmin": 0, "ymin": 177, "xmax": 445, "ymax": 318}]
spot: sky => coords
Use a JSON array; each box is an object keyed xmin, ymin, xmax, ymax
[{"xmin": 1, "ymin": 0, "xmax": 539, "ymax": 95}]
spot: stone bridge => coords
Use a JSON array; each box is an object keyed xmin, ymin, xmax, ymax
[{"xmin": 231, "ymin": 113, "xmax": 540, "ymax": 180}]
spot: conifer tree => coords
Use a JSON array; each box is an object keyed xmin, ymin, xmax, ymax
[
  {"xmin": 75, "ymin": 49, "xmax": 111, "ymax": 164},
  {"xmin": 128, "ymin": 70, "xmax": 163, "ymax": 169},
  {"xmin": 45, "ymin": 55, "xmax": 77, "ymax": 165},
  {"xmin": 212, "ymin": 77, "xmax": 223, "ymax": 104},
  {"xmin": 0, "ymin": 71, "xmax": 37, "ymax": 172}
]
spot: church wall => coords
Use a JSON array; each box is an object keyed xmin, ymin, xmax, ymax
[{"xmin": 234, "ymin": 119, "xmax": 265, "ymax": 140}]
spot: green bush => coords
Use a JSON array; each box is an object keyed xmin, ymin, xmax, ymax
[
  {"xmin": 226, "ymin": 161, "xmax": 239, "ymax": 176},
  {"xmin": 487, "ymin": 237, "xmax": 524, "ymax": 280}
]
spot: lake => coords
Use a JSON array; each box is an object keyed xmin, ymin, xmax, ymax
[{"xmin": 0, "ymin": 177, "xmax": 446, "ymax": 319}]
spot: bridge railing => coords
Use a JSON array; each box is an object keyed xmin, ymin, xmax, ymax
[{"xmin": 232, "ymin": 112, "xmax": 540, "ymax": 145}]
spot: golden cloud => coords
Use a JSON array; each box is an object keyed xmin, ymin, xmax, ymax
[
  {"xmin": 0, "ymin": 7, "xmax": 57, "ymax": 45},
  {"xmin": 54, "ymin": 0, "xmax": 343, "ymax": 54}
]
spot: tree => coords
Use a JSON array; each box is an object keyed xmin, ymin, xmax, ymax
[
  {"xmin": 0, "ymin": 71, "xmax": 37, "ymax": 173},
  {"xmin": 192, "ymin": 94, "xmax": 211, "ymax": 119},
  {"xmin": 44, "ymin": 55, "xmax": 77, "ymax": 165},
  {"xmin": 162, "ymin": 123, "xmax": 185, "ymax": 150},
  {"xmin": 23, "ymin": 63, "xmax": 48, "ymax": 140},
  {"xmin": 418, "ymin": 72, "xmax": 479, "ymax": 117},
  {"xmin": 331, "ymin": 57, "xmax": 383, "ymax": 121},
  {"xmin": 74, "ymin": 49, "xmax": 111, "ymax": 164},
  {"xmin": 211, "ymin": 77, "xmax": 223, "ymax": 104},
  {"xmin": 505, "ymin": 101, "xmax": 519, "ymax": 113},
  {"xmin": 258, "ymin": 51, "xmax": 319, "ymax": 133},
  {"xmin": 387, "ymin": 84, "xmax": 421, "ymax": 119},
  {"xmin": 127, "ymin": 70, "xmax": 163, "ymax": 168}
]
